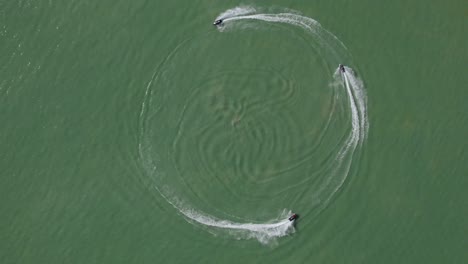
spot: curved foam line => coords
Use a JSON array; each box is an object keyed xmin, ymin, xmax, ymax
[{"xmin": 157, "ymin": 188, "xmax": 295, "ymax": 244}]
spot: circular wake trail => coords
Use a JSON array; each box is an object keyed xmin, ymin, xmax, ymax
[{"xmin": 139, "ymin": 6, "xmax": 368, "ymax": 244}]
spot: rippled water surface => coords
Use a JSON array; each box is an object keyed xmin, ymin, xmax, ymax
[{"xmin": 1, "ymin": 0, "xmax": 467, "ymax": 263}]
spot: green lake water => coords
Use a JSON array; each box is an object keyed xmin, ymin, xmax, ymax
[{"xmin": 1, "ymin": 0, "xmax": 467, "ymax": 263}]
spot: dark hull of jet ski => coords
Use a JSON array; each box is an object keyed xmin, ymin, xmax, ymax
[
  {"xmin": 288, "ymin": 213, "xmax": 298, "ymax": 221},
  {"xmin": 213, "ymin": 19, "xmax": 223, "ymax": 26}
]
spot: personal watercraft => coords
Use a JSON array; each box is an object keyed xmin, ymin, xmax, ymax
[
  {"xmin": 339, "ymin": 64, "xmax": 345, "ymax": 73},
  {"xmin": 288, "ymin": 213, "xmax": 298, "ymax": 221}
]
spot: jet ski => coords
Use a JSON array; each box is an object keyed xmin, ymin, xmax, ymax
[
  {"xmin": 288, "ymin": 213, "xmax": 298, "ymax": 221},
  {"xmin": 339, "ymin": 64, "xmax": 345, "ymax": 73},
  {"xmin": 213, "ymin": 19, "xmax": 223, "ymax": 26}
]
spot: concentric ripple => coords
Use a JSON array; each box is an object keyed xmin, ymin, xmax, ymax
[{"xmin": 139, "ymin": 6, "xmax": 368, "ymax": 244}]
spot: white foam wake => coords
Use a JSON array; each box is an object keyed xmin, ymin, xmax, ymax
[
  {"xmin": 217, "ymin": 9, "xmax": 348, "ymax": 63},
  {"xmin": 321, "ymin": 67, "xmax": 367, "ymax": 204},
  {"xmin": 155, "ymin": 189, "xmax": 294, "ymax": 244},
  {"xmin": 215, "ymin": 6, "xmax": 257, "ymax": 21},
  {"xmin": 181, "ymin": 207, "xmax": 295, "ymax": 244}
]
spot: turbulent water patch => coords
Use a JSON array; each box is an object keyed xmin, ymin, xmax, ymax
[{"xmin": 139, "ymin": 6, "xmax": 368, "ymax": 244}]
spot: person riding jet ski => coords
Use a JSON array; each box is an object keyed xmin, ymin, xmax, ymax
[
  {"xmin": 339, "ymin": 64, "xmax": 345, "ymax": 73},
  {"xmin": 213, "ymin": 19, "xmax": 223, "ymax": 26},
  {"xmin": 288, "ymin": 213, "xmax": 298, "ymax": 221}
]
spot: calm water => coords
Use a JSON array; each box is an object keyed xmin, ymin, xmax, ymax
[{"xmin": 1, "ymin": 0, "xmax": 467, "ymax": 263}]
